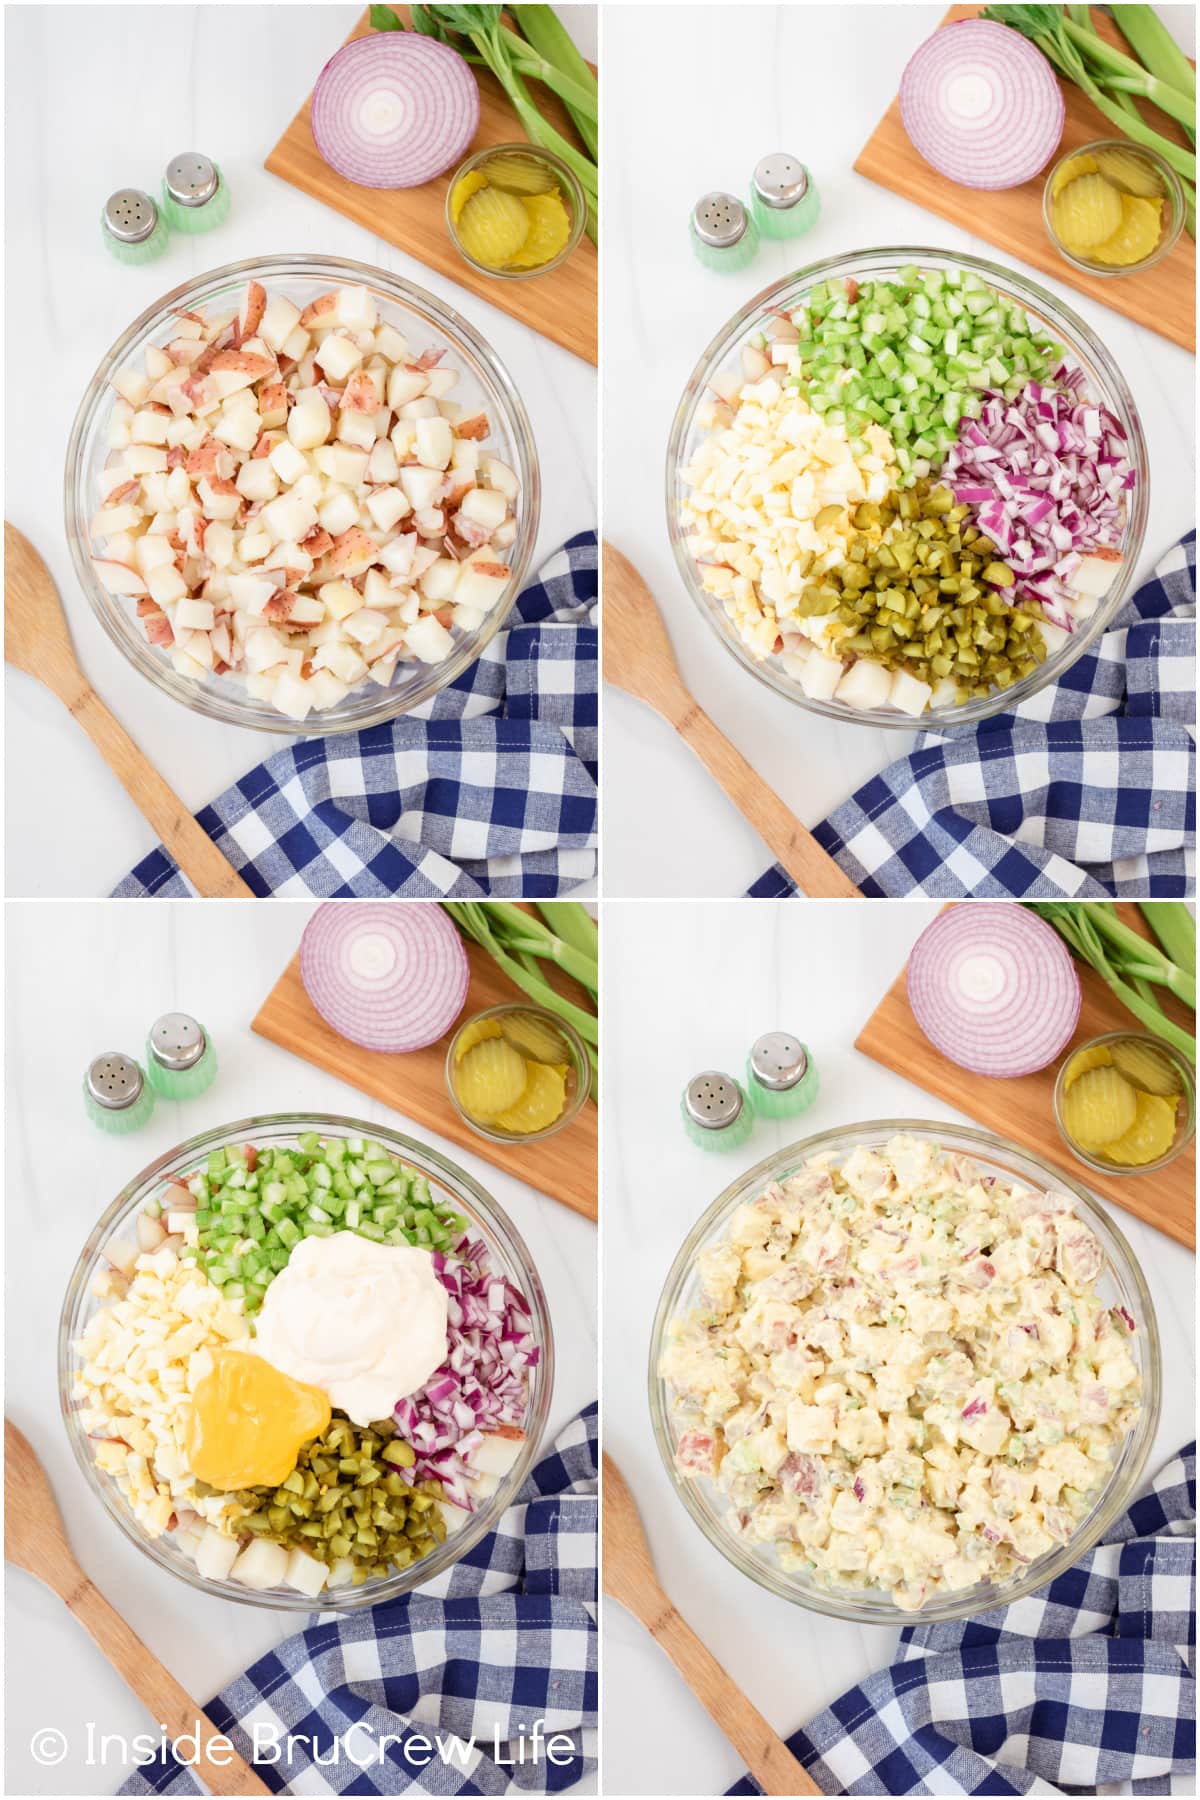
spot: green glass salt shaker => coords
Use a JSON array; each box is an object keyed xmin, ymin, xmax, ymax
[
  {"xmin": 745, "ymin": 1031, "xmax": 819, "ymax": 1120},
  {"xmin": 101, "ymin": 189, "xmax": 170, "ymax": 266},
  {"xmin": 748, "ymin": 152, "xmax": 820, "ymax": 242},
  {"xmin": 689, "ymin": 192, "xmax": 759, "ymax": 273},
  {"xmin": 681, "ymin": 1070, "xmax": 755, "ymax": 1151},
  {"xmin": 160, "ymin": 152, "xmax": 230, "ymax": 235},
  {"xmin": 83, "ymin": 1052, "xmax": 156, "ymax": 1133},
  {"xmin": 145, "ymin": 1012, "xmax": 217, "ymax": 1100}
]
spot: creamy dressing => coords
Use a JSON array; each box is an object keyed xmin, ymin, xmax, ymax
[
  {"xmin": 253, "ymin": 1232, "xmax": 448, "ymax": 1426},
  {"xmin": 662, "ymin": 1134, "xmax": 1141, "ymax": 1610}
]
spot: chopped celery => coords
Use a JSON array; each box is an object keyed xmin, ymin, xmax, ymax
[{"xmin": 187, "ymin": 1134, "xmax": 468, "ymax": 1311}]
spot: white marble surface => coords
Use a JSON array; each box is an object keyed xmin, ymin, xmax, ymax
[
  {"xmin": 4, "ymin": 4, "xmax": 597, "ymax": 899},
  {"xmin": 601, "ymin": 899, "xmax": 1196, "ymax": 1796},
  {"xmin": 4, "ymin": 902, "xmax": 597, "ymax": 1795},
  {"xmin": 601, "ymin": 2, "xmax": 1197, "ymax": 899}
]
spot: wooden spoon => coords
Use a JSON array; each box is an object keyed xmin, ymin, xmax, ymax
[
  {"xmin": 603, "ymin": 543, "xmax": 859, "ymax": 898},
  {"xmin": 5, "ymin": 1419, "xmax": 270, "ymax": 1796},
  {"xmin": 603, "ymin": 1452, "xmax": 823, "ymax": 1795},
  {"xmin": 5, "ymin": 524, "xmax": 253, "ymax": 898}
]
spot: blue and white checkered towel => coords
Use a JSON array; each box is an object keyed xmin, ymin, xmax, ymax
[
  {"xmin": 749, "ymin": 534, "xmax": 1195, "ymax": 900},
  {"xmin": 729, "ymin": 1444, "xmax": 1195, "ymax": 1798},
  {"xmin": 114, "ymin": 534, "xmax": 598, "ymax": 899},
  {"xmin": 120, "ymin": 1405, "xmax": 597, "ymax": 1797}
]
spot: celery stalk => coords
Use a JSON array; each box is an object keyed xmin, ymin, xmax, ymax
[
  {"xmin": 510, "ymin": 5, "xmax": 599, "ymax": 159},
  {"xmin": 536, "ymin": 901, "xmax": 598, "ymax": 963},
  {"xmin": 1141, "ymin": 901, "xmax": 1196, "ymax": 980},
  {"xmin": 1110, "ymin": 5, "xmax": 1195, "ymax": 102}
]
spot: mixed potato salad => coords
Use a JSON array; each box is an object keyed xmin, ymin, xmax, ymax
[
  {"xmin": 662, "ymin": 1134, "xmax": 1141, "ymax": 1611},
  {"xmin": 74, "ymin": 1134, "xmax": 536, "ymax": 1597},
  {"xmin": 680, "ymin": 266, "xmax": 1133, "ymax": 716},
  {"xmin": 91, "ymin": 279, "xmax": 521, "ymax": 722}
]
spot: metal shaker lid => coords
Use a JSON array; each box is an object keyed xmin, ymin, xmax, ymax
[
  {"xmin": 148, "ymin": 1012, "xmax": 207, "ymax": 1071},
  {"xmin": 752, "ymin": 153, "xmax": 809, "ymax": 210},
  {"xmin": 86, "ymin": 1052, "xmax": 145, "ymax": 1110},
  {"xmin": 164, "ymin": 152, "xmax": 219, "ymax": 208},
  {"xmin": 683, "ymin": 1070, "xmax": 744, "ymax": 1130},
  {"xmin": 103, "ymin": 189, "xmax": 159, "ymax": 244},
  {"xmin": 748, "ymin": 1031, "xmax": 809, "ymax": 1091},
  {"xmin": 692, "ymin": 192, "xmax": 749, "ymax": 249}
]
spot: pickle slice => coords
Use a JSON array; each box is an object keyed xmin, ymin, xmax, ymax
[
  {"xmin": 1051, "ymin": 153, "xmax": 1099, "ymax": 198},
  {"xmin": 1090, "ymin": 194, "xmax": 1162, "ymax": 266},
  {"xmin": 1093, "ymin": 147, "xmax": 1164, "ymax": 199},
  {"xmin": 449, "ymin": 169, "xmax": 489, "ymax": 225},
  {"xmin": 1110, "ymin": 1039, "xmax": 1181, "ymax": 1098},
  {"xmin": 480, "ymin": 154, "xmax": 557, "ymax": 196},
  {"xmin": 493, "ymin": 1060, "xmax": 568, "ymax": 1134},
  {"xmin": 1101, "ymin": 1090, "xmax": 1179, "ymax": 1166},
  {"xmin": 454, "ymin": 1017, "xmax": 503, "ymax": 1064},
  {"xmin": 1064, "ymin": 1044, "xmax": 1113, "ymax": 1088},
  {"xmin": 456, "ymin": 186, "xmax": 530, "ymax": 267},
  {"xmin": 508, "ymin": 192, "xmax": 572, "ymax": 270},
  {"xmin": 1054, "ymin": 172, "xmax": 1125, "ymax": 250},
  {"xmin": 500, "ymin": 1011, "xmax": 569, "ymax": 1064},
  {"xmin": 454, "ymin": 1036, "xmax": 529, "ymax": 1121},
  {"xmin": 1061, "ymin": 1064, "xmax": 1138, "ymax": 1149}
]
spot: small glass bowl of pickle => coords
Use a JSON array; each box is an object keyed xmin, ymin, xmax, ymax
[
  {"xmin": 446, "ymin": 143, "xmax": 586, "ymax": 281},
  {"xmin": 1043, "ymin": 139, "xmax": 1185, "ymax": 278},
  {"xmin": 446, "ymin": 1003, "xmax": 590, "ymax": 1144},
  {"xmin": 1054, "ymin": 1031, "xmax": 1195, "ymax": 1177}
]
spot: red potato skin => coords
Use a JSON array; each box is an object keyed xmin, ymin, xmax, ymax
[
  {"xmin": 454, "ymin": 413, "xmax": 489, "ymax": 440},
  {"xmin": 470, "ymin": 561, "xmax": 511, "ymax": 580},
  {"xmin": 341, "ymin": 371, "xmax": 381, "ymax": 414},
  {"xmin": 236, "ymin": 279, "xmax": 267, "ymax": 346},
  {"xmin": 299, "ymin": 293, "xmax": 338, "ymax": 328}
]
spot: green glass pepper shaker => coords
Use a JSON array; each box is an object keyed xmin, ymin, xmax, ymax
[
  {"xmin": 160, "ymin": 152, "xmax": 230, "ymax": 234},
  {"xmin": 101, "ymin": 189, "xmax": 170, "ymax": 266},
  {"xmin": 748, "ymin": 152, "xmax": 820, "ymax": 241},
  {"xmin": 83, "ymin": 1052, "xmax": 156, "ymax": 1133},
  {"xmin": 681, "ymin": 1070, "xmax": 755, "ymax": 1151},
  {"xmin": 745, "ymin": 1031, "xmax": 819, "ymax": 1120},
  {"xmin": 145, "ymin": 1012, "xmax": 218, "ymax": 1100},
  {"xmin": 689, "ymin": 192, "xmax": 759, "ymax": 272}
]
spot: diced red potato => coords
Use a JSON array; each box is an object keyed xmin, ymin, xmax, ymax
[
  {"xmin": 90, "ymin": 278, "xmax": 518, "ymax": 718},
  {"xmin": 675, "ymin": 1429, "xmax": 720, "ymax": 1478},
  {"xmin": 237, "ymin": 280, "xmax": 267, "ymax": 346}
]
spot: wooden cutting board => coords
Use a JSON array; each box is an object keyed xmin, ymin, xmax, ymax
[
  {"xmin": 265, "ymin": 9, "xmax": 597, "ymax": 364},
  {"xmin": 855, "ymin": 4, "xmax": 1195, "ymax": 351},
  {"xmin": 251, "ymin": 937, "xmax": 597, "ymax": 1222},
  {"xmin": 856, "ymin": 904, "xmax": 1195, "ymax": 1248}
]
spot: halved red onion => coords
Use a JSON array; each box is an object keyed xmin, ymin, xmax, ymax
[
  {"xmin": 907, "ymin": 904, "xmax": 1081, "ymax": 1077},
  {"xmin": 299, "ymin": 902, "xmax": 468, "ymax": 1052},
  {"xmin": 311, "ymin": 34, "xmax": 480, "ymax": 190},
  {"xmin": 900, "ymin": 20, "xmax": 1065, "ymax": 191}
]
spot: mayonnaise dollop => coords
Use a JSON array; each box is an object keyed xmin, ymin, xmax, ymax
[{"xmin": 252, "ymin": 1232, "xmax": 448, "ymax": 1425}]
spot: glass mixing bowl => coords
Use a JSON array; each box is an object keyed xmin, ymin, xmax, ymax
[
  {"xmin": 649, "ymin": 1119, "xmax": 1160, "ymax": 1624},
  {"xmin": 665, "ymin": 248, "xmax": 1149, "ymax": 732},
  {"xmin": 65, "ymin": 255, "xmax": 541, "ymax": 735},
  {"xmin": 59, "ymin": 1113, "xmax": 554, "ymax": 1612}
]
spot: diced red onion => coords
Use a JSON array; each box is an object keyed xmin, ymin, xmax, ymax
[
  {"xmin": 311, "ymin": 34, "xmax": 480, "ymax": 190},
  {"xmin": 299, "ymin": 901, "xmax": 468, "ymax": 1052},
  {"xmin": 941, "ymin": 369, "xmax": 1132, "ymax": 616},
  {"xmin": 899, "ymin": 20, "xmax": 1064, "ymax": 190},
  {"xmin": 907, "ymin": 903, "xmax": 1081, "ymax": 1077},
  {"xmin": 393, "ymin": 1233, "xmax": 536, "ymax": 1504}
]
